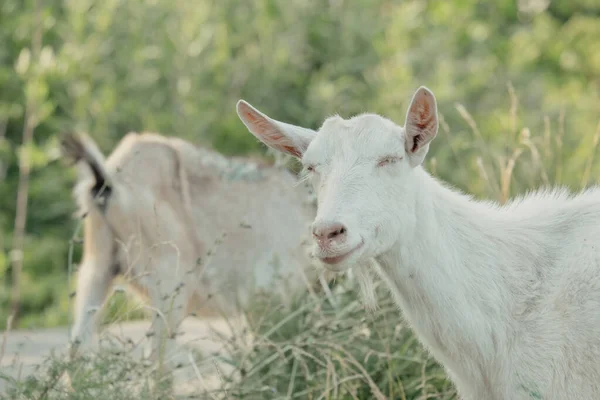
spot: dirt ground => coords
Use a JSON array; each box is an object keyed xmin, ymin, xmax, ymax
[{"xmin": 0, "ymin": 317, "xmax": 247, "ymax": 398}]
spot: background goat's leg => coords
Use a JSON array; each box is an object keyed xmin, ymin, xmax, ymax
[
  {"xmin": 69, "ymin": 219, "xmax": 115, "ymax": 358},
  {"xmin": 70, "ymin": 261, "xmax": 112, "ymax": 354}
]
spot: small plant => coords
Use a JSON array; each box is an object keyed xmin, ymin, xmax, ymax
[{"xmin": 0, "ymin": 348, "xmax": 175, "ymax": 400}]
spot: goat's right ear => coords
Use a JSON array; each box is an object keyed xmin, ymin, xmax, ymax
[{"xmin": 236, "ymin": 100, "xmax": 316, "ymax": 159}]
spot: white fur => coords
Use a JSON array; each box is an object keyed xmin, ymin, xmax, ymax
[
  {"xmin": 64, "ymin": 132, "xmax": 332, "ymax": 364},
  {"xmin": 236, "ymin": 87, "xmax": 600, "ymax": 400}
]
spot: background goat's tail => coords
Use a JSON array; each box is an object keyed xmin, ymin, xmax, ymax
[
  {"xmin": 60, "ymin": 132, "xmax": 113, "ymax": 216},
  {"xmin": 60, "ymin": 132, "xmax": 111, "ymax": 189}
]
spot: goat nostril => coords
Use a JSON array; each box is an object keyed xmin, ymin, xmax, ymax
[
  {"xmin": 326, "ymin": 226, "xmax": 347, "ymax": 240},
  {"xmin": 314, "ymin": 223, "xmax": 347, "ymax": 241}
]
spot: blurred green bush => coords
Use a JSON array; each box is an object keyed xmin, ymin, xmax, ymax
[{"xmin": 0, "ymin": 0, "xmax": 599, "ymax": 329}]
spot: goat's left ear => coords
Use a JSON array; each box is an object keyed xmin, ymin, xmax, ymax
[
  {"xmin": 404, "ymin": 86, "xmax": 438, "ymax": 167},
  {"xmin": 236, "ymin": 100, "xmax": 317, "ymax": 159}
]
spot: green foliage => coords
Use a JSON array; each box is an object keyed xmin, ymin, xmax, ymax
[{"xmin": 0, "ymin": 0, "xmax": 598, "ymax": 360}]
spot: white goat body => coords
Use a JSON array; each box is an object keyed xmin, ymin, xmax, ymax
[{"xmin": 235, "ymin": 87, "xmax": 600, "ymax": 399}]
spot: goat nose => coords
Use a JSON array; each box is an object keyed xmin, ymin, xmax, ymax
[{"xmin": 312, "ymin": 222, "xmax": 347, "ymax": 241}]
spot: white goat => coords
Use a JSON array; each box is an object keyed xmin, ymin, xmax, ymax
[
  {"xmin": 236, "ymin": 87, "xmax": 600, "ymax": 400},
  {"xmin": 60, "ymin": 131, "xmax": 330, "ymax": 364}
]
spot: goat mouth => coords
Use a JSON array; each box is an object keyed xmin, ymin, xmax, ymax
[{"xmin": 318, "ymin": 241, "xmax": 364, "ymax": 265}]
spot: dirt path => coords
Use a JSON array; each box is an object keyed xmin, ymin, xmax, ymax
[{"xmin": 0, "ymin": 317, "xmax": 246, "ymax": 397}]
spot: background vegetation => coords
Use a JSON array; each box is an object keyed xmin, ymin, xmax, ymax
[{"xmin": 0, "ymin": 0, "xmax": 599, "ymax": 397}]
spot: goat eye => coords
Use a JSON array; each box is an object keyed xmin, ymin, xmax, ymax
[
  {"xmin": 377, "ymin": 156, "xmax": 400, "ymax": 167},
  {"xmin": 306, "ymin": 165, "xmax": 315, "ymax": 172}
]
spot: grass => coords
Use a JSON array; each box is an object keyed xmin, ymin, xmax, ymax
[
  {"xmin": 0, "ymin": 345, "xmax": 189, "ymax": 400},
  {"xmin": 0, "ymin": 277, "xmax": 456, "ymax": 400},
  {"xmin": 226, "ymin": 278, "xmax": 456, "ymax": 399},
  {"xmin": 1, "ymin": 351, "xmax": 171, "ymax": 400}
]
